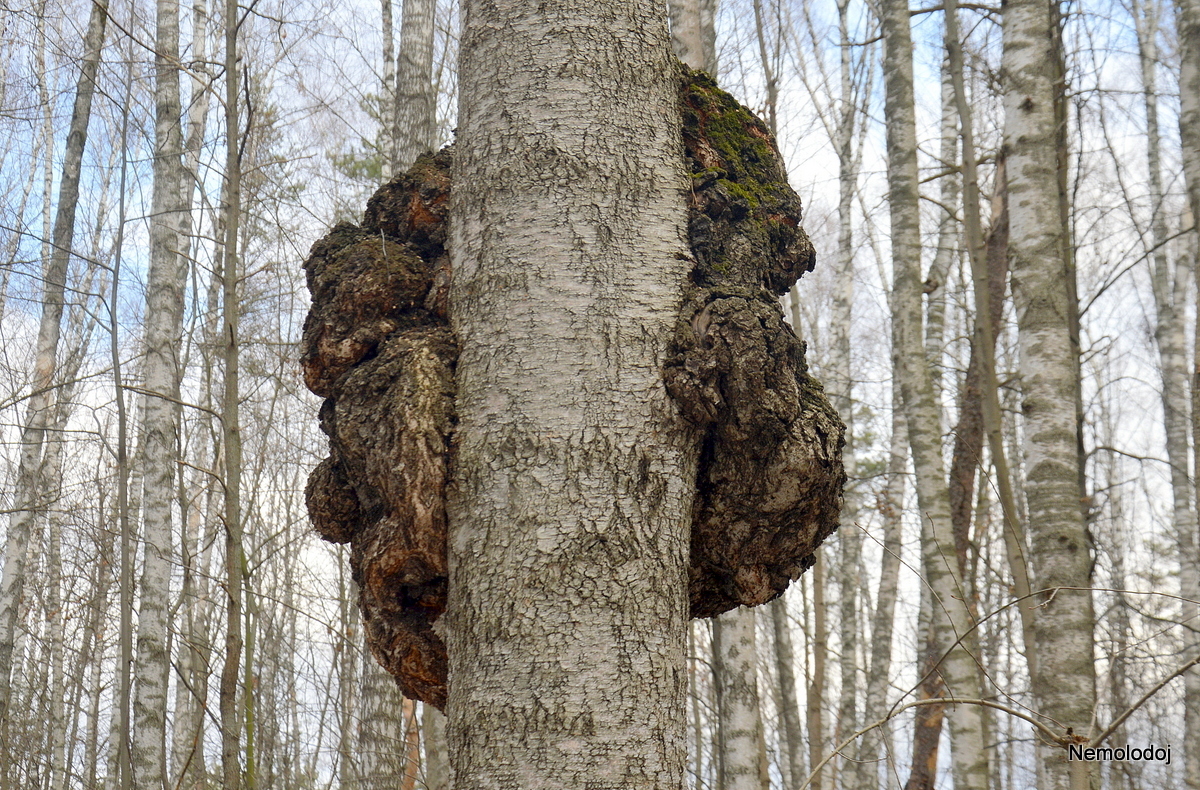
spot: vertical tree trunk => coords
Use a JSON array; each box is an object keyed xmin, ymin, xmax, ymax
[
  {"xmin": 713, "ymin": 609, "xmax": 768, "ymax": 790},
  {"xmin": 829, "ymin": 4, "xmax": 863, "ymax": 786},
  {"xmin": 422, "ymin": 705, "xmax": 449, "ymax": 790},
  {"xmin": 878, "ymin": 1, "xmax": 988, "ymax": 789},
  {"xmin": 393, "ymin": 0, "xmax": 436, "ymax": 172},
  {"xmin": 1173, "ymin": 0, "xmax": 1200, "ymax": 784},
  {"xmin": 0, "ymin": 5, "xmax": 108, "ymax": 777},
  {"xmin": 806, "ymin": 554, "xmax": 826, "ymax": 790},
  {"xmin": 770, "ymin": 597, "xmax": 806, "ymax": 790},
  {"xmin": 218, "ymin": 0, "xmax": 245, "ymax": 784},
  {"xmin": 670, "ymin": 0, "xmax": 717, "ymax": 74},
  {"xmin": 1138, "ymin": 0, "xmax": 1200, "ymax": 779},
  {"xmin": 863, "ymin": 378, "xmax": 905, "ymax": 788},
  {"xmin": 1002, "ymin": 0, "xmax": 1096, "ymax": 786},
  {"xmin": 925, "ymin": 65, "xmax": 958, "ymax": 413},
  {"xmin": 132, "ymin": 0, "xmax": 188, "ymax": 782},
  {"xmin": 358, "ymin": 647, "xmax": 408, "ymax": 786},
  {"xmin": 173, "ymin": 5, "xmax": 214, "ymax": 785},
  {"xmin": 338, "ymin": 568, "xmax": 360, "ymax": 790},
  {"xmin": 380, "ymin": 0, "xmax": 396, "ymax": 176},
  {"xmin": 444, "ymin": 0, "xmax": 696, "ymax": 783}
]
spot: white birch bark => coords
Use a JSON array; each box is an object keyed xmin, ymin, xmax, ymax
[
  {"xmin": 670, "ymin": 0, "xmax": 716, "ymax": 75},
  {"xmin": 217, "ymin": 0, "xmax": 245, "ymax": 785},
  {"xmin": 358, "ymin": 643, "xmax": 408, "ymax": 787},
  {"xmin": 422, "ymin": 705, "xmax": 449, "ymax": 790},
  {"xmin": 172, "ymin": 3, "xmax": 214, "ymax": 784},
  {"xmin": 806, "ymin": 553, "xmax": 827, "ymax": 790},
  {"xmin": 381, "ymin": 0, "xmax": 396, "ymax": 176},
  {"xmin": 878, "ymin": 0, "xmax": 988, "ymax": 788},
  {"xmin": 863, "ymin": 379, "xmax": 905, "ymax": 787},
  {"xmin": 445, "ymin": 0, "xmax": 696, "ymax": 783},
  {"xmin": 0, "ymin": 3, "xmax": 108, "ymax": 780},
  {"xmin": 830, "ymin": 4, "xmax": 863, "ymax": 783},
  {"xmin": 394, "ymin": 0, "xmax": 436, "ymax": 172},
  {"xmin": 132, "ymin": 0, "xmax": 189, "ymax": 783},
  {"xmin": 1176, "ymin": 0, "xmax": 1200, "ymax": 784},
  {"xmin": 1135, "ymin": 4, "xmax": 1200, "ymax": 785},
  {"xmin": 1002, "ymin": 0, "xmax": 1096, "ymax": 786},
  {"xmin": 769, "ymin": 597, "xmax": 805, "ymax": 790},
  {"xmin": 925, "ymin": 64, "xmax": 958, "ymax": 413},
  {"xmin": 338, "ymin": 568, "xmax": 361, "ymax": 790},
  {"xmin": 713, "ymin": 608, "xmax": 767, "ymax": 790}
]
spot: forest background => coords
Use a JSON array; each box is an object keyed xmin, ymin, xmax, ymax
[{"xmin": 0, "ymin": 0, "xmax": 1197, "ymax": 787}]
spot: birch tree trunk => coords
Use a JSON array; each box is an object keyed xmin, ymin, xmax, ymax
[
  {"xmin": 444, "ymin": 0, "xmax": 697, "ymax": 783},
  {"xmin": 172, "ymin": 4, "xmax": 215, "ymax": 785},
  {"xmin": 878, "ymin": 1, "xmax": 987, "ymax": 788},
  {"xmin": 422, "ymin": 705, "xmax": 449, "ymax": 790},
  {"xmin": 132, "ymin": 0, "xmax": 190, "ymax": 782},
  {"xmin": 0, "ymin": 4, "xmax": 108, "ymax": 776},
  {"xmin": 1175, "ymin": 0, "xmax": 1200, "ymax": 784},
  {"xmin": 358, "ymin": 641, "xmax": 408, "ymax": 787},
  {"xmin": 770, "ymin": 597, "xmax": 805, "ymax": 790},
  {"xmin": 669, "ymin": 0, "xmax": 717, "ymax": 75},
  {"xmin": 393, "ymin": 0, "xmax": 436, "ymax": 172},
  {"xmin": 380, "ymin": 0, "xmax": 396, "ymax": 176},
  {"xmin": 1002, "ymin": 0, "xmax": 1096, "ymax": 786},
  {"xmin": 713, "ymin": 609, "xmax": 767, "ymax": 790},
  {"xmin": 806, "ymin": 554, "xmax": 826, "ymax": 790},
  {"xmin": 830, "ymin": 3, "xmax": 864, "ymax": 785},
  {"xmin": 1136, "ymin": 4, "xmax": 1200, "ymax": 785},
  {"xmin": 863, "ymin": 378, "xmax": 905, "ymax": 788},
  {"xmin": 218, "ymin": 0, "xmax": 245, "ymax": 785}
]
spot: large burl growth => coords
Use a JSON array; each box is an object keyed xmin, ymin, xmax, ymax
[{"xmin": 302, "ymin": 69, "xmax": 845, "ymax": 710}]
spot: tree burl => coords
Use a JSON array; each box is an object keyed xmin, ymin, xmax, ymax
[{"xmin": 301, "ymin": 68, "xmax": 845, "ymax": 710}]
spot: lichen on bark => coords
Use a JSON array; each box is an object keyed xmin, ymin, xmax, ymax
[{"xmin": 300, "ymin": 71, "xmax": 844, "ymax": 709}]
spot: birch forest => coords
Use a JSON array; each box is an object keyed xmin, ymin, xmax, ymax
[{"xmin": 0, "ymin": 0, "xmax": 1198, "ymax": 786}]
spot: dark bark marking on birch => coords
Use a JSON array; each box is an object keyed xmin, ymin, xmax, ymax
[{"xmin": 300, "ymin": 73, "xmax": 844, "ymax": 709}]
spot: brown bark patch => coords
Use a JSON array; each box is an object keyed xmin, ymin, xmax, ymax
[
  {"xmin": 300, "ymin": 70, "xmax": 844, "ymax": 709},
  {"xmin": 670, "ymin": 68, "xmax": 845, "ymax": 618}
]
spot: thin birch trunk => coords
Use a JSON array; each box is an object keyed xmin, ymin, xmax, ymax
[
  {"xmin": 358, "ymin": 648, "xmax": 407, "ymax": 787},
  {"xmin": 925, "ymin": 64, "xmax": 958, "ymax": 414},
  {"xmin": 445, "ymin": 0, "xmax": 696, "ymax": 781},
  {"xmin": 0, "ymin": 5, "xmax": 108, "ymax": 775},
  {"xmin": 1182, "ymin": 0, "xmax": 1200, "ymax": 780},
  {"xmin": 422, "ymin": 705, "xmax": 448, "ymax": 790},
  {"xmin": 863, "ymin": 378, "xmax": 905, "ymax": 789},
  {"xmin": 172, "ymin": 5, "xmax": 214, "ymax": 785},
  {"xmin": 1139, "ymin": 5, "xmax": 1200, "ymax": 779},
  {"xmin": 1002, "ymin": 0, "xmax": 1096, "ymax": 785},
  {"xmin": 878, "ymin": 1, "xmax": 988, "ymax": 789},
  {"xmin": 830, "ymin": 3, "xmax": 864, "ymax": 785},
  {"xmin": 132, "ymin": 0, "xmax": 189, "ymax": 782},
  {"xmin": 394, "ymin": 0, "xmax": 436, "ymax": 171},
  {"xmin": 770, "ymin": 597, "xmax": 805, "ymax": 790},
  {"xmin": 219, "ymin": 0, "xmax": 245, "ymax": 779},
  {"xmin": 807, "ymin": 554, "xmax": 826, "ymax": 790},
  {"xmin": 338, "ymin": 560, "xmax": 360, "ymax": 790},
  {"xmin": 381, "ymin": 0, "xmax": 396, "ymax": 176},
  {"xmin": 714, "ymin": 609, "xmax": 768, "ymax": 790}
]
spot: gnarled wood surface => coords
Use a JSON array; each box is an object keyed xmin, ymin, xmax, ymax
[{"xmin": 300, "ymin": 71, "xmax": 844, "ymax": 709}]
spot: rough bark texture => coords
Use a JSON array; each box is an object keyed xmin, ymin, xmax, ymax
[
  {"xmin": 1003, "ymin": 0, "xmax": 1097, "ymax": 785},
  {"xmin": 301, "ymin": 70, "xmax": 844, "ymax": 710}
]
